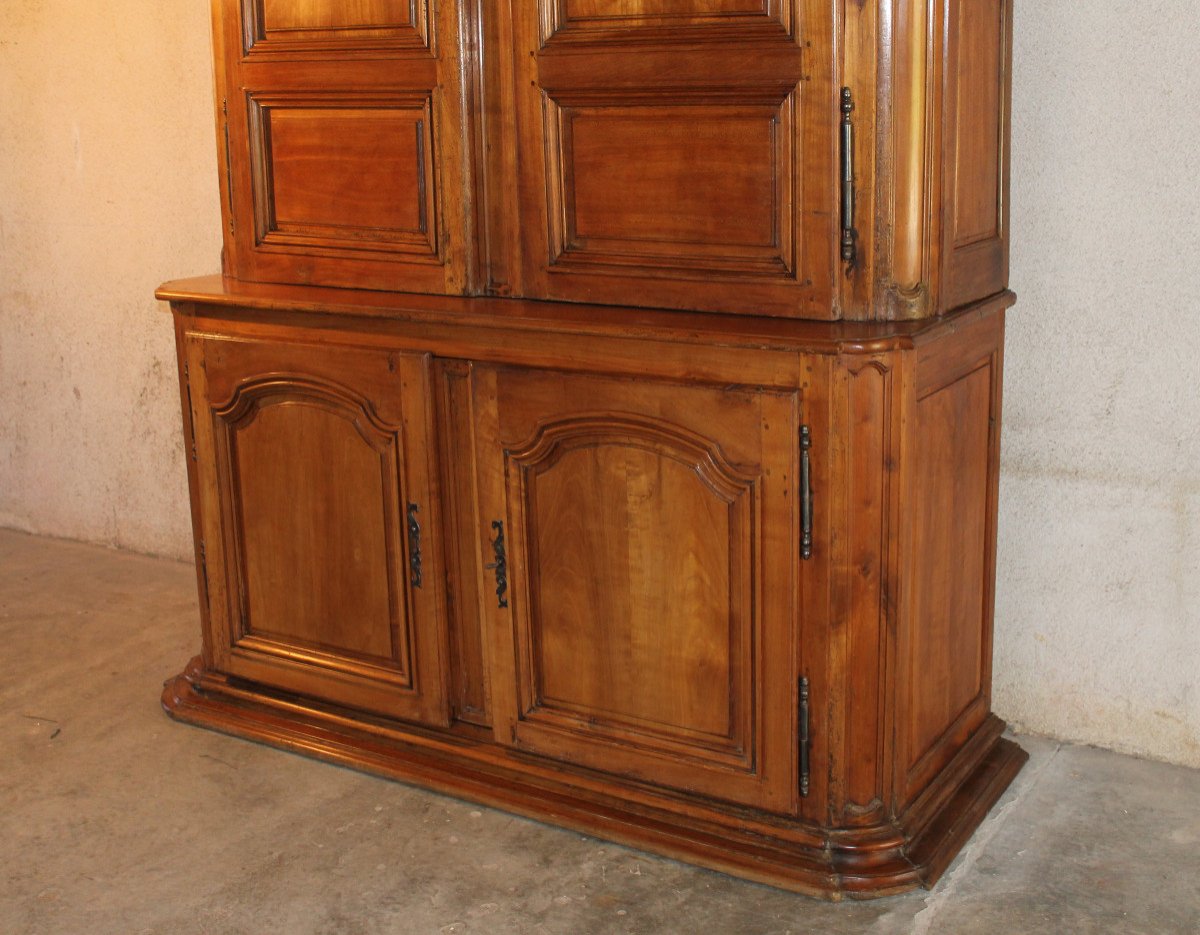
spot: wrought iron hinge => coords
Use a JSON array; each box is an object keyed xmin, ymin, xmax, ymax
[
  {"xmin": 197, "ymin": 539, "xmax": 210, "ymax": 612},
  {"xmin": 407, "ymin": 503, "xmax": 423, "ymax": 589},
  {"xmin": 221, "ymin": 98, "xmax": 235, "ymax": 234},
  {"xmin": 800, "ymin": 425, "xmax": 813, "ymax": 560},
  {"xmin": 840, "ymin": 88, "xmax": 857, "ymax": 273},
  {"xmin": 799, "ymin": 676, "xmax": 811, "ymax": 798},
  {"xmin": 183, "ymin": 362, "xmax": 198, "ymax": 463}
]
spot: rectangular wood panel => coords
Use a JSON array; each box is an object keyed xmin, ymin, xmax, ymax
[
  {"xmin": 436, "ymin": 361, "xmax": 491, "ymax": 727},
  {"xmin": 906, "ymin": 364, "xmax": 992, "ymax": 777},
  {"xmin": 246, "ymin": 0, "xmax": 427, "ymax": 51},
  {"xmin": 565, "ymin": 0, "xmax": 766, "ymax": 15},
  {"xmin": 260, "ymin": 0, "xmax": 413, "ymax": 31},
  {"xmin": 938, "ymin": 0, "xmax": 1011, "ymax": 311},
  {"xmin": 252, "ymin": 99, "xmax": 435, "ymax": 251},
  {"xmin": 547, "ymin": 0, "xmax": 785, "ymax": 43},
  {"xmin": 951, "ymin": 2, "xmax": 1003, "ymax": 247},
  {"xmin": 553, "ymin": 101, "xmax": 786, "ymax": 266}
]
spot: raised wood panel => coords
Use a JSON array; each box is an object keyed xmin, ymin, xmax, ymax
[
  {"xmin": 249, "ymin": 95, "xmax": 437, "ymax": 255},
  {"xmin": 938, "ymin": 0, "xmax": 1012, "ymax": 311},
  {"xmin": 218, "ymin": 379, "xmax": 408, "ymax": 671},
  {"xmin": 515, "ymin": 418, "xmax": 752, "ymax": 752},
  {"xmin": 548, "ymin": 99, "xmax": 790, "ymax": 274},
  {"xmin": 245, "ymin": 0, "xmax": 428, "ymax": 52},
  {"xmin": 261, "ymin": 0, "xmax": 412, "ymax": 30},
  {"xmin": 951, "ymin": 2, "xmax": 1003, "ymax": 247},
  {"xmin": 480, "ymin": 366, "xmax": 800, "ymax": 812},
  {"xmin": 546, "ymin": 0, "xmax": 787, "ymax": 43},
  {"xmin": 905, "ymin": 363, "xmax": 992, "ymax": 783},
  {"xmin": 566, "ymin": 0, "xmax": 766, "ymax": 15}
]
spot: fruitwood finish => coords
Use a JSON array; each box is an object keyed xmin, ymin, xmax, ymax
[
  {"xmin": 160, "ymin": 0, "xmax": 1023, "ymax": 900},
  {"xmin": 212, "ymin": 0, "xmax": 1012, "ymax": 319}
]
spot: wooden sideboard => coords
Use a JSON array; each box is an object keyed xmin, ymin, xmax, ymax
[{"xmin": 160, "ymin": 0, "xmax": 1024, "ymax": 899}]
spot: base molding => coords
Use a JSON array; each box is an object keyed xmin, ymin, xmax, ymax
[{"xmin": 163, "ymin": 658, "xmax": 1028, "ymax": 900}]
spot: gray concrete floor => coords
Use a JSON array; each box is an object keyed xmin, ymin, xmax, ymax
[{"xmin": 1, "ymin": 529, "xmax": 1198, "ymax": 935}]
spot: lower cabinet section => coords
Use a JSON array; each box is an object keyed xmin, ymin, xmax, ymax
[{"xmin": 162, "ymin": 282, "xmax": 1026, "ymax": 899}]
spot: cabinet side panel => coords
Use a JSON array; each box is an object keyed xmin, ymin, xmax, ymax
[
  {"xmin": 899, "ymin": 314, "xmax": 1002, "ymax": 803},
  {"xmin": 937, "ymin": 0, "xmax": 1011, "ymax": 311}
]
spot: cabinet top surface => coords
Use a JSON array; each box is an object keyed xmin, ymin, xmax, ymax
[{"xmin": 157, "ymin": 276, "xmax": 1013, "ymax": 355}]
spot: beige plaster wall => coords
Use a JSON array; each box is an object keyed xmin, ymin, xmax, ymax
[
  {"xmin": 0, "ymin": 0, "xmax": 219, "ymax": 557},
  {"xmin": 1, "ymin": 5, "xmax": 1197, "ymax": 767},
  {"xmin": 996, "ymin": 4, "xmax": 1200, "ymax": 767}
]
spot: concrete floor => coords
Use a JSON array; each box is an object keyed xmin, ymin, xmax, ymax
[{"xmin": 1, "ymin": 529, "xmax": 1198, "ymax": 935}]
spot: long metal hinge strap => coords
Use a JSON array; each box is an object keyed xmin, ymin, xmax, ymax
[
  {"xmin": 799, "ymin": 676, "xmax": 811, "ymax": 798},
  {"xmin": 182, "ymin": 362, "xmax": 198, "ymax": 463},
  {"xmin": 840, "ymin": 87, "xmax": 857, "ymax": 272},
  {"xmin": 800, "ymin": 425, "xmax": 813, "ymax": 560},
  {"xmin": 407, "ymin": 503, "xmax": 423, "ymax": 589},
  {"xmin": 222, "ymin": 99, "xmax": 235, "ymax": 234},
  {"xmin": 197, "ymin": 538, "xmax": 210, "ymax": 613}
]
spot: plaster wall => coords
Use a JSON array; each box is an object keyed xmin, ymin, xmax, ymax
[
  {"xmin": 0, "ymin": 4, "xmax": 1197, "ymax": 767},
  {"xmin": 997, "ymin": 3, "xmax": 1200, "ymax": 767},
  {"xmin": 0, "ymin": 0, "xmax": 219, "ymax": 557}
]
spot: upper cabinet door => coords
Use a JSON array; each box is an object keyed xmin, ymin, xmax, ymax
[
  {"xmin": 214, "ymin": 0, "xmax": 475, "ymax": 294},
  {"xmin": 505, "ymin": 0, "xmax": 837, "ymax": 318}
]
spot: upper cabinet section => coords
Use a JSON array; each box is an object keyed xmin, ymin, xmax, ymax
[{"xmin": 208, "ymin": 0, "xmax": 1013, "ymax": 321}]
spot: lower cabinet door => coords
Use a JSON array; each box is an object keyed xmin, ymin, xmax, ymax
[
  {"xmin": 472, "ymin": 364, "xmax": 802, "ymax": 813},
  {"xmin": 183, "ymin": 328, "xmax": 449, "ymax": 726}
]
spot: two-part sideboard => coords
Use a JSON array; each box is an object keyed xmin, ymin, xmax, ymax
[{"xmin": 159, "ymin": 0, "xmax": 1025, "ymax": 898}]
